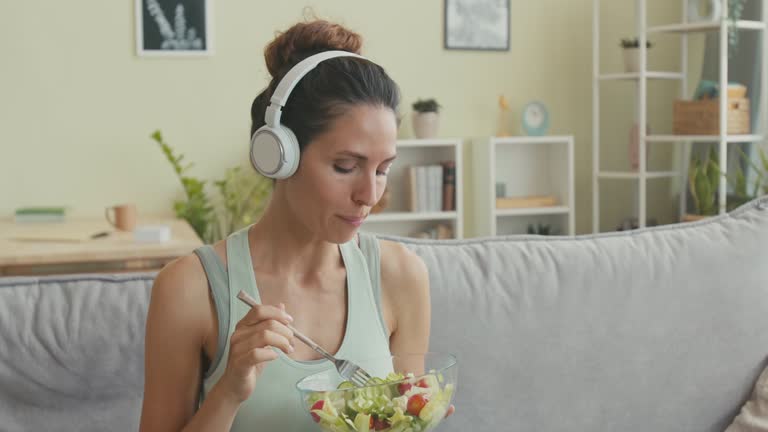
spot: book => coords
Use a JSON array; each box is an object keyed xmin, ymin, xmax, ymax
[
  {"xmin": 407, "ymin": 166, "xmax": 418, "ymax": 211},
  {"xmin": 441, "ymin": 161, "xmax": 456, "ymax": 211},
  {"xmin": 406, "ymin": 165, "xmax": 447, "ymax": 213},
  {"xmin": 14, "ymin": 207, "xmax": 67, "ymax": 223},
  {"xmin": 417, "ymin": 166, "xmax": 429, "ymax": 212},
  {"xmin": 429, "ymin": 165, "xmax": 443, "ymax": 212}
]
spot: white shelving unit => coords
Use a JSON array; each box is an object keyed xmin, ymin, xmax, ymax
[
  {"xmin": 592, "ymin": 0, "xmax": 768, "ymax": 233},
  {"xmin": 472, "ymin": 136, "xmax": 575, "ymax": 237},
  {"xmin": 362, "ymin": 138, "xmax": 463, "ymax": 238}
]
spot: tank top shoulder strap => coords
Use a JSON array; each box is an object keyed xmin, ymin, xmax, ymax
[
  {"xmin": 193, "ymin": 245, "xmax": 230, "ymax": 378},
  {"xmin": 356, "ymin": 231, "xmax": 387, "ymax": 337}
]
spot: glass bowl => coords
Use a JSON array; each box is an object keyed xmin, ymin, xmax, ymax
[{"xmin": 296, "ymin": 352, "xmax": 457, "ymax": 432}]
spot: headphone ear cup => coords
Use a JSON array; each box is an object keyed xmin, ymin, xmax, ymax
[
  {"xmin": 250, "ymin": 126, "xmax": 281, "ymax": 178},
  {"xmin": 249, "ymin": 125, "xmax": 300, "ymax": 179},
  {"xmin": 277, "ymin": 126, "xmax": 300, "ymax": 178}
]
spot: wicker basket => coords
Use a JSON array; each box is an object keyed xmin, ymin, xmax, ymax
[{"xmin": 673, "ymin": 98, "xmax": 750, "ymax": 135}]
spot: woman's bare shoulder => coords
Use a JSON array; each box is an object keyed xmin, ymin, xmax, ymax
[
  {"xmin": 377, "ymin": 240, "xmax": 430, "ymax": 353},
  {"xmin": 156, "ymin": 251, "xmax": 206, "ymax": 291},
  {"xmin": 378, "ymin": 239, "xmax": 427, "ymax": 272},
  {"xmin": 149, "ymin": 248, "xmax": 218, "ymax": 337},
  {"xmin": 378, "ymin": 239, "xmax": 429, "ymax": 296},
  {"xmin": 153, "ymin": 239, "xmax": 227, "ymax": 296}
]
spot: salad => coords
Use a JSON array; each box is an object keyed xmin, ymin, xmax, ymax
[{"xmin": 305, "ymin": 371, "xmax": 454, "ymax": 432}]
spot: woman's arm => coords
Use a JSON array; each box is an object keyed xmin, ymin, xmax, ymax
[
  {"xmin": 139, "ymin": 253, "xmax": 296, "ymax": 431},
  {"xmin": 380, "ymin": 240, "xmax": 455, "ymax": 418},
  {"xmin": 379, "ymin": 240, "xmax": 431, "ymax": 372},
  {"xmin": 138, "ymin": 255, "xmax": 240, "ymax": 432}
]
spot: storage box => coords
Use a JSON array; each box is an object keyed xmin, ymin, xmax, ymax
[{"xmin": 673, "ymin": 98, "xmax": 750, "ymax": 135}]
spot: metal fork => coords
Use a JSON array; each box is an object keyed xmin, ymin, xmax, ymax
[{"xmin": 236, "ymin": 290, "xmax": 373, "ymax": 387}]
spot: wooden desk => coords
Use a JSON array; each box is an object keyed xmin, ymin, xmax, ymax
[{"xmin": 0, "ymin": 218, "xmax": 204, "ymax": 276}]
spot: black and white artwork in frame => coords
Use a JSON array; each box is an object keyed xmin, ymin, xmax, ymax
[
  {"xmin": 444, "ymin": 0, "xmax": 510, "ymax": 51},
  {"xmin": 136, "ymin": 0, "xmax": 212, "ymax": 56}
]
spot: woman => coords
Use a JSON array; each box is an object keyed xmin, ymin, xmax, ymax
[{"xmin": 139, "ymin": 19, "xmax": 451, "ymax": 431}]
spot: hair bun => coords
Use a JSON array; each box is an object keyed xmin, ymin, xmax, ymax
[{"xmin": 264, "ymin": 20, "xmax": 363, "ymax": 78}]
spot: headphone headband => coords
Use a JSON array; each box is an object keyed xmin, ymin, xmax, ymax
[
  {"xmin": 264, "ymin": 50, "xmax": 366, "ymax": 128},
  {"xmin": 251, "ymin": 50, "xmax": 372, "ymax": 180}
]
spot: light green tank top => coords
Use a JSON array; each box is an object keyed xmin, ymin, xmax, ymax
[{"xmin": 193, "ymin": 227, "xmax": 391, "ymax": 432}]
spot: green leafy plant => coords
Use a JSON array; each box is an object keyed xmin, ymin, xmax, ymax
[
  {"xmin": 726, "ymin": 145, "xmax": 768, "ymax": 208},
  {"xmin": 412, "ymin": 98, "xmax": 441, "ymax": 113},
  {"xmin": 210, "ymin": 166, "xmax": 272, "ymax": 242},
  {"xmin": 151, "ymin": 130, "xmax": 214, "ymax": 240},
  {"xmin": 151, "ymin": 130, "xmax": 271, "ymax": 243},
  {"xmin": 728, "ymin": 0, "xmax": 748, "ymax": 56},
  {"xmin": 688, "ymin": 146, "xmax": 721, "ymax": 216},
  {"xmin": 620, "ymin": 37, "xmax": 652, "ymax": 49}
]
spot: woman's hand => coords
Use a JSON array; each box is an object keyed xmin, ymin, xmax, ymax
[
  {"xmin": 216, "ymin": 303, "xmax": 295, "ymax": 403},
  {"xmin": 445, "ymin": 404, "xmax": 455, "ymax": 418}
]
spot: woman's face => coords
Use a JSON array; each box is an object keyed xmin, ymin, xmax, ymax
[{"xmin": 281, "ymin": 104, "xmax": 398, "ymax": 243}]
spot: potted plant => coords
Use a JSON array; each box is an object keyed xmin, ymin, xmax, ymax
[
  {"xmin": 620, "ymin": 37, "xmax": 653, "ymax": 73},
  {"xmin": 684, "ymin": 146, "xmax": 720, "ymax": 222},
  {"xmin": 150, "ymin": 130, "xmax": 272, "ymax": 243},
  {"xmin": 725, "ymin": 146, "xmax": 768, "ymax": 210},
  {"xmin": 411, "ymin": 98, "xmax": 441, "ymax": 139}
]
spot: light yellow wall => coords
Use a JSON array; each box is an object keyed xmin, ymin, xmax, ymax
[{"xmin": 1, "ymin": 1, "xmax": 695, "ymax": 235}]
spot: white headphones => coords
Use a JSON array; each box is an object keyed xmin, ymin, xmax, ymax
[{"xmin": 250, "ymin": 50, "xmax": 367, "ymax": 179}]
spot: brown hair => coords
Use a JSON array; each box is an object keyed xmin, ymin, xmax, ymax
[{"xmin": 250, "ymin": 20, "xmax": 400, "ymax": 151}]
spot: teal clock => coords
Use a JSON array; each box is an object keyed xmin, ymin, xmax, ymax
[{"xmin": 522, "ymin": 101, "xmax": 550, "ymax": 136}]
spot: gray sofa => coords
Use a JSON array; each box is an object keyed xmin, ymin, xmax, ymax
[{"xmin": 2, "ymin": 196, "xmax": 767, "ymax": 432}]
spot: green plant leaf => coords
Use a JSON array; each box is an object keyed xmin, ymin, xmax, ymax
[
  {"xmin": 696, "ymin": 172, "xmax": 712, "ymax": 214},
  {"xmin": 706, "ymin": 158, "xmax": 720, "ymax": 191},
  {"xmin": 689, "ymin": 162, "xmax": 701, "ymax": 214},
  {"xmin": 412, "ymin": 98, "xmax": 440, "ymax": 113}
]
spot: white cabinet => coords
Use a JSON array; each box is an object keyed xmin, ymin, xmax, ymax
[{"xmin": 472, "ymin": 136, "xmax": 575, "ymax": 237}]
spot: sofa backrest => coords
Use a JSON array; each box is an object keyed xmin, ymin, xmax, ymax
[
  {"xmin": 1, "ymin": 196, "xmax": 767, "ymax": 432},
  {"xmin": 0, "ymin": 274, "xmax": 153, "ymax": 432},
  {"xmin": 389, "ymin": 196, "xmax": 768, "ymax": 432}
]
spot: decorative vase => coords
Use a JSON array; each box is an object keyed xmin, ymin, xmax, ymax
[
  {"xmin": 629, "ymin": 123, "xmax": 651, "ymax": 171},
  {"xmin": 623, "ymin": 48, "xmax": 640, "ymax": 73},
  {"xmin": 412, "ymin": 112, "xmax": 439, "ymax": 139}
]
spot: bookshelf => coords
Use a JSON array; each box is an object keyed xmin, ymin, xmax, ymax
[
  {"xmin": 592, "ymin": 0, "xmax": 768, "ymax": 232},
  {"xmin": 362, "ymin": 138, "xmax": 463, "ymax": 239},
  {"xmin": 472, "ymin": 136, "xmax": 575, "ymax": 237}
]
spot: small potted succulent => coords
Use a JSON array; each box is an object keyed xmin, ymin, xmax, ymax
[
  {"xmin": 620, "ymin": 37, "xmax": 653, "ymax": 73},
  {"xmin": 411, "ymin": 98, "xmax": 441, "ymax": 139}
]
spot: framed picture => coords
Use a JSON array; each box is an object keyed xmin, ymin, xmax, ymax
[
  {"xmin": 135, "ymin": 0, "xmax": 213, "ymax": 56},
  {"xmin": 444, "ymin": 0, "xmax": 510, "ymax": 51}
]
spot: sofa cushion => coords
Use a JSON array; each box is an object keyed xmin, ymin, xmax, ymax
[
  {"xmin": 0, "ymin": 273, "xmax": 154, "ymax": 432},
  {"xmin": 381, "ymin": 197, "xmax": 768, "ymax": 432}
]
